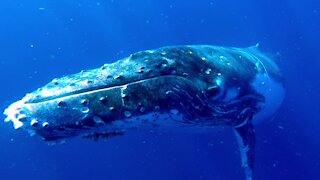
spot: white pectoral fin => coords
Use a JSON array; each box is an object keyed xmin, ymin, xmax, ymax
[{"xmin": 233, "ymin": 122, "xmax": 255, "ymax": 180}]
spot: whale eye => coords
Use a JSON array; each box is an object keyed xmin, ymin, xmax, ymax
[
  {"xmin": 206, "ymin": 85, "xmax": 220, "ymax": 97},
  {"xmin": 207, "ymin": 76, "xmax": 225, "ymax": 99}
]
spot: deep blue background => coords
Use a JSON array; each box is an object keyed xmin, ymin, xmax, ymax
[{"xmin": 0, "ymin": 0, "xmax": 319, "ymax": 179}]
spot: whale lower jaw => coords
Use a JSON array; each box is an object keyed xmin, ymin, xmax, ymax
[
  {"xmin": 4, "ymin": 100, "xmax": 187, "ymax": 141},
  {"xmin": 3, "ymin": 75, "xmax": 205, "ymax": 141}
]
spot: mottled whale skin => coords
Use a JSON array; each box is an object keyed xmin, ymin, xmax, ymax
[{"xmin": 4, "ymin": 45, "xmax": 284, "ymax": 180}]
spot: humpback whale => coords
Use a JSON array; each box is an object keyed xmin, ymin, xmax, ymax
[{"xmin": 4, "ymin": 45, "xmax": 284, "ymax": 180}]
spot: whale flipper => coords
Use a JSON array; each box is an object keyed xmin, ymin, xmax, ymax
[{"xmin": 234, "ymin": 121, "xmax": 255, "ymax": 180}]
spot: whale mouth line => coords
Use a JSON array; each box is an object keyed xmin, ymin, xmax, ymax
[{"xmin": 27, "ymin": 75, "xmax": 186, "ymax": 104}]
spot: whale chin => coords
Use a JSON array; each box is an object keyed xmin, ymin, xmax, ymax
[{"xmin": 251, "ymin": 73, "xmax": 285, "ymax": 125}]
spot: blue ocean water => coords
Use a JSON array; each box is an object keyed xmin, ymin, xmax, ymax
[{"xmin": 0, "ymin": 0, "xmax": 319, "ymax": 179}]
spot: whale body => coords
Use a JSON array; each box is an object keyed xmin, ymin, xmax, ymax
[{"xmin": 4, "ymin": 45, "xmax": 284, "ymax": 180}]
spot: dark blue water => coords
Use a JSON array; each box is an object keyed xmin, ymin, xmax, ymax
[{"xmin": 0, "ymin": 0, "xmax": 319, "ymax": 179}]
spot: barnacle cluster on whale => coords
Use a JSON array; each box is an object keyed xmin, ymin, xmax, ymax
[{"xmin": 3, "ymin": 45, "xmax": 284, "ymax": 180}]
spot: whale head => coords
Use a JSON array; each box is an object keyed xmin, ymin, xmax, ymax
[{"xmin": 4, "ymin": 45, "xmax": 284, "ymax": 142}]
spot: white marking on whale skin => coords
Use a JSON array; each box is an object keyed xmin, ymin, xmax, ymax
[
  {"xmin": 4, "ymin": 102, "xmax": 24, "ymax": 129},
  {"xmin": 251, "ymin": 73, "xmax": 285, "ymax": 124},
  {"xmin": 3, "ymin": 95, "xmax": 33, "ymax": 129}
]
